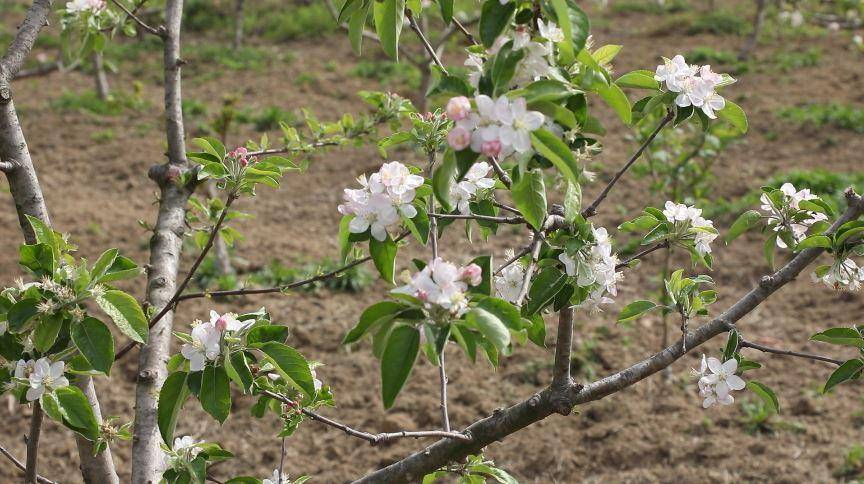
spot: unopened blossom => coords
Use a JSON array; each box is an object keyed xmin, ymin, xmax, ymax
[
  {"xmin": 446, "ymin": 96, "xmax": 472, "ymax": 121},
  {"xmin": 760, "ymin": 182, "xmax": 828, "ymax": 248},
  {"xmin": 394, "ymin": 258, "xmax": 482, "ymax": 317},
  {"xmin": 25, "ymin": 358, "xmax": 69, "ymax": 401},
  {"xmin": 209, "ymin": 310, "xmax": 246, "ymax": 332},
  {"xmin": 495, "ymin": 262, "xmax": 525, "ymax": 303},
  {"xmin": 180, "ymin": 321, "xmax": 222, "ymax": 372},
  {"xmin": 66, "ymin": 0, "xmax": 104, "ymax": 14},
  {"xmin": 338, "ymin": 162, "xmax": 422, "ymax": 241},
  {"xmin": 815, "ymin": 257, "xmax": 864, "ymax": 291}
]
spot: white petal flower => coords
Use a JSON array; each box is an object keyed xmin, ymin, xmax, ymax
[
  {"xmin": 181, "ymin": 322, "xmax": 222, "ymax": 372},
  {"xmin": 495, "ymin": 262, "xmax": 525, "ymax": 303},
  {"xmin": 26, "ymin": 357, "xmax": 69, "ymax": 401}
]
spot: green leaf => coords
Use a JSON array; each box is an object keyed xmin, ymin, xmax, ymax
[
  {"xmin": 439, "ymin": 0, "xmax": 453, "ymax": 23},
  {"xmin": 811, "ymin": 328, "xmax": 864, "ymax": 348},
  {"xmin": 96, "ymin": 290, "xmax": 149, "ymax": 344},
  {"xmin": 200, "ymin": 365, "xmax": 231, "ymax": 424},
  {"xmin": 747, "ymin": 380, "xmax": 779, "ymax": 413},
  {"xmin": 824, "ymin": 359, "xmax": 864, "ymax": 393},
  {"xmin": 615, "ymin": 70, "xmax": 660, "ymax": 90},
  {"xmin": 479, "ymin": 0, "xmax": 516, "ymax": 47},
  {"xmin": 373, "ymin": 0, "xmax": 405, "ymax": 59},
  {"xmin": 476, "ymin": 298, "xmax": 522, "ymax": 331},
  {"xmin": 796, "ymin": 235, "xmax": 832, "ymax": 250},
  {"xmin": 71, "ymin": 317, "xmax": 114, "ymax": 375},
  {"xmin": 7, "ymin": 298, "xmax": 40, "ymax": 332},
  {"xmin": 616, "ymin": 300, "xmax": 656, "ymax": 323},
  {"xmin": 433, "ymin": 150, "xmax": 457, "ymax": 212},
  {"xmin": 369, "ymin": 236, "xmax": 398, "ymax": 284},
  {"xmin": 531, "ymin": 129, "xmax": 581, "ymax": 185},
  {"xmin": 561, "ymin": 0, "xmax": 590, "ymax": 52},
  {"xmin": 19, "ymin": 244, "xmax": 54, "ymax": 275},
  {"xmin": 524, "ymin": 267, "xmax": 568, "ymax": 316},
  {"xmin": 725, "ymin": 209, "xmax": 762, "ymax": 243},
  {"xmin": 348, "ymin": 1, "xmax": 372, "ymax": 55},
  {"xmin": 549, "ymin": 0, "xmax": 575, "ymax": 63},
  {"xmin": 90, "ymin": 248, "xmax": 119, "ymax": 281},
  {"xmin": 25, "ymin": 215, "xmax": 60, "ymax": 262},
  {"xmin": 33, "ymin": 314, "xmax": 63, "ymax": 353},
  {"xmin": 158, "ymin": 371, "xmax": 189, "ymax": 446},
  {"xmin": 563, "ymin": 181, "xmax": 582, "ymax": 224},
  {"xmin": 343, "ymin": 301, "xmax": 407, "ymax": 344},
  {"xmin": 468, "ymin": 255, "xmax": 493, "ymax": 296},
  {"xmin": 245, "ymin": 325, "xmax": 289, "ymax": 346},
  {"xmin": 193, "ymin": 137, "xmax": 227, "ymax": 159},
  {"xmin": 511, "ymin": 169, "xmax": 547, "ymax": 230},
  {"xmin": 717, "ymin": 100, "xmax": 747, "ymax": 133},
  {"xmin": 597, "ymin": 82, "xmax": 632, "ymax": 125},
  {"xmin": 723, "ymin": 329, "xmax": 740, "ymax": 361},
  {"xmin": 55, "ymin": 386, "xmax": 100, "ymax": 440},
  {"xmin": 255, "ymin": 342, "xmax": 316, "ymax": 398},
  {"xmin": 225, "ymin": 351, "xmax": 254, "ymax": 393},
  {"xmin": 466, "ymin": 307, "xmax": 510, "ymax": 351},
  {"xmin": 520, "ymin": 79, "xmax": 574, "ymax": 103},
  {"xmin": 380, "ymin": 325, "xmax": 420, "ymax": 409}
]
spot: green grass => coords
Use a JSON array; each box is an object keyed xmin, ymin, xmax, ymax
[
  {"xmin": 51, "ymin": 88, "xmax": 149, "ymax": 116},
  {"xmin": 686, "ymin": 47, "xmax": 751, "ymax": 74},
  {"xmin": 835, "ymin": 444, "xmax": 864, "ymax": 479},
  {"xmin": 188, "ymin": 44, "xmax": 288, "ymax": 71},
  {"xmin": 773, "ymin": 48, "xmax": 821, "ymax": 72},
  {"xmin": 611, "ymin": 0, "xmax": 689, "ymax": 14},
  {"xmin": 776, "ymin": 103, "xmax": 864, "ymax": 133},
  {"xmin": 687, "ymin": 11, "xmax": 751, "ymax": 36},
  {"xmin": 351, "ymin": 60, "xmax": 422, "ymax": 90},
  {"xmin": 250, "ymin": 106, "xmax": 298, "ymax": 132},
  {"xmin": 259, "ymin": 3, "xmax": 337, "ymax": 42}
]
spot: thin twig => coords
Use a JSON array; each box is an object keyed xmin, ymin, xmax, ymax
[
  {"xmin": 615, "ymin": 241, "xmax": 670, "ymax": 270},
  {"xmin": 489, "ymin": 157, "xmax": 512, "ymax": 189},
  {"xmin": 494, "ymin": 245, "xmax": 531, "ymax": 276},
  {"xmin": 24, "ymin": 403, "xmax": 43, "ymax": 484},
  {"xmin": 405, "ymin": 8, "xmax": 448, "ymax": 74},
  {"xmin": 515, "ymin": 236, "xmax": 542, "ymax": 306},
  {"xmin": 0, "ymin": 442, "xmax": 56, "ymax": 484},
  {"xmin": 109, "ymin": 0, "xmax": 165, "ymax": 37},
  {"xmin": 451, "ymin": 17, "xmax": 479, "ymax": 46},
  {"xmin": 115, "ymin": 192, "xmax": 237, "ymax": 360},
  {"xmin": 740, "ymin": 339, "xmax": 844, "ymax": 366},
  {"xmin": 582, "ymin": 109, "xmax": 673, "ymax": 218},
  {"xmin": 428, "ymin": 212, "xmax": 524, "ymax": 224},
  {"xmin": 261, "ymin": 391, "xmax": 470, "ymax": 444},
  {"xmin": 278, "ymin": 437, "xmax": 286, "ymax": 483},
  {"xmin": 439, "ymin": 347, "xmax": 451, "ymax": 432},
  {"xmin": 0, "ymin": 160, "xmax": 16, "ymax": 172},
  {"xmin": 492, "ymin": 201, "xmax": 520, "ymax": 215}
]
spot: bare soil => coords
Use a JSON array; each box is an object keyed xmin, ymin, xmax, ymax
[{"xmin": 1, "ymin": 2, "xmax": 863, "ymax": 483}]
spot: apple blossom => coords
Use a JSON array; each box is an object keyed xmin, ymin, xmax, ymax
[
  {"xmin": 25, "ymin": 357, "xmax": 70, "ymax": 401},
  {"xmin": 662, "ymin": 202, "xmax": 718, "ymax": 256},
  {"xmin": 180, "ymin": 321, "xmax": 222, "ymax": 372},
  {"xmin": 495, "ymin": 261, "xmax": 525, "ymax": 304},
  {"xmin": 655, "ymin": 55, "xmax": 731, "ymax": 119},
  {"xmin": 394, "ymin": 258, "xmax": 482, "ymax": 317},
  {"xmin": 263, "ymin": 469, "xmax": 291, "ymax": 484},
  {"xmin": 65, "ymin": 0, "xmax": 105, "ymax": 14},
  {"xmin": 447, "ymin": 126, "xmax": 472, "ymax": 151},
  {"xmin": 338, "ymin": 162, "xmax": 423, "ymax": 241},
  {"xmin": 815, "ymin": 257, "xmax": 864, "ymax": 291},
  {"xmin": 446, "ymin": 96, "xmax": 471, "ymax": 121},
  {"xmin": 760, "ymin": 182, "xmax": 828, "ymax": 248},
  {"xmin": 559, "ymin": 226, "xmax": 623, "ymax": 300},
  {"xmin": 700, "ymin": 356, "xmax": 746, "ymax": 404},
  {"xmin": 498, "ymin": 98, "xmax": 546, "ymax": 153}
]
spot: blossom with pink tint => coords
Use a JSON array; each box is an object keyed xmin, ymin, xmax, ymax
[
  {"xmin": 446, "ymin": 96, "xmax": 472, "ymax": 121},
  {"xmin": 448, "ymin": 126, "xmax": 472, "ymax": 151},
  {"xmin": 480, "ymin": 139, "xmax": 502, "ymax": 158}
]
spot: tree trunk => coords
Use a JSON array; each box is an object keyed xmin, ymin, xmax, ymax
[
  {"xmin": 92, "ymin": 52, "xmax": 110, "ymax": 100},
  {"xmin": 232, "ymin": 0, "xmax": 245, "ymax": 50},
  {"xmin": 739, "ymin": 0, "xmax": 767, "ymax": 60},
  {"xmin": 131, "ymin": 1, "xmax": 192, "ymax": 482}
]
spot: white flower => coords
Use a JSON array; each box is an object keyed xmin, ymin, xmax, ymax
[
  {"xmin": 209, "ymin": 310, "xmax": 247, "ymax": 332},
  {"xmin": 760, "ymin": 183, "xmax": 828, "ymax": 248},
  {"xmin": 15, "ymin": 359, "xmax": 36, "ymax": 380},
  {"xmin": 663, "ymin": 201, "xmax": 698, "ymax": 222},
  {"xmin": 495, "ymin": 262, "xmax": 525, "ymax": 303},
  {"xmin": 701, "ymin": 356, "xmax": 746, "ymax": 400},
  {"xmin": 816, "ymin": 257, "xmax": 864, "ymax": 291},
  {"xmin": 449, "ymin": 162, "xmax": 496, "ymax": 214},
  {"xmin": 377, "ymin": 161, "xmax": 424, "ymax": 197},
  {"xmin": 65, "ymin": 0, "xmax": 104, "ymax": 14},
  {"xmin": 394, "ymin": 258, "xmax": 482, "ymax": 316},
  {"xmin": 168, "ymin": 436, "xmax": 203, "ymax": 469},
  {"xmin": 655, "ymin": 56, "xmax": 728, "ymax": 117},
  {"xmin": 692, "ymin": 216, "xmax": 718, "ymax": 255},
  {"xmin": 577, "ymin": 288, "xmax": 614, "ymax": 314},
  {"xmin": 263, "ymin": 469, "xmax": 291, "ymax": 484},
  {"xmin": 180, "ymin": 322, "xmax": 222, "ymax": 372},
  {"xmin": 654, "ymin": 55, "xmax": 696, "ymax": 93},
  {"xmin": 537, "ymin": 19, "xmax": 565, "ymax": 43},
  {"xmin": 26, "ymin": 358, "xmax": 69, "ymax": 401},
  {"xmin": 0, "ymin": 319, "xmax": 6, "ymax": 336},
  {"xmin": 498, "ymin": 98, "xmax": 545, "ymax": 153},
  {"xmin": 338, "ymin": 162, "xmax": 423, "ymax": 241},
  {"xmin": 559, "ymin": 225, "xmax": 622, "ymax": 299}
]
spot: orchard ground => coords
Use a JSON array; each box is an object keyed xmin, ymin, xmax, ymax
[{"xmin": 2, "ymin": 1, "xmax": 863, "ymax": 482}]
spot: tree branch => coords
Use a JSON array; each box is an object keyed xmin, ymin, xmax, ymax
[
  {"xmin": 109, "ymin": 0, "xmax": 165, "ymax": 37},
  {"xmin": 0, "ymin": 0, "xmax": 53, "ymax": 89},
  {"xmin": 739, "ymin": 338, "xmax": 844, "ymax": 366},
  {"xmin": 0, "ymin": 441, "xmax": 56, "ymax": 484},
  {"xmin": 494, "ymin": 245, "xmax": 531, "ymax": 276},
  {"xmin": 24, "ymin": 403, "xmax": 43, "ymax": 484},
  {"xmin": 260, "ymin": 391, "xmax": 471, "ymax": 445},
  {"xmin": 551, "ymin": 307, "xmax": 574, "ymax": 389},
  {"xmin": 582, "ymin": 109, "xmax": 674, "ymax": 218},
  {"xmin": 427, "ymin": 212, "xmax": 524, "ymax": 224},
  {"xmin": 405, "ymin": 8, "xmax": 448, "ymax": 74},
  {"xmin": 514, "ymin": 236, "xmax": 542, "ymax": 306},
  {"xmin": 355, "ymin": 190, "xmax": 863, "ymax": 483},
  {"xmin": 488, "ymin": 157, "xmax": 512, "ymax": 189},
  {"xmin": 615, "ymin": 240, "xmax": 670, "ymax": 270}
]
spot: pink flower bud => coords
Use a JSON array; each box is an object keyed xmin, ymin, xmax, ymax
[
  {"xmin": 234, "ymin": 146, "xmax": 248, "ymax": 157},
  {"xmin": 239, "ymin": 157, "xmax": 249, "ymax": 167},
  {"xmin": 447, "ymin": 126, "xmax": 471, "ymax": 151},
  {"xmin": 214, "ymin": 315, "xmax": 229, "ymax": 331},
  {"xmin": 480, "ymin": 139, "xmax": 502, "ymax": 158},
  {"xmin": 446, "ymin": 96, "xmax": 471, "ymax": 121},
  {"xmin": 460, "ymin": 263, "xmax": 483, "ymax": 286},
  {"xmin": 416, "ymin": 290, "xmax": 429, "ymax": 302},
  {"xmin": 165, "ymin": 165, "xmax": 181, "ymax": 181}
]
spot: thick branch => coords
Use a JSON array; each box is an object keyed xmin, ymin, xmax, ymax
[
  {"xmin": 0, "ymin": 441, "xmax": 55, "ymax": 484},
  {"xmin": 551, "ymin": 307, "xmax": 574, "ymax": 390},
  {"xmin": 24, "ymin": 403, "xmax": 43, "ymax": 484},
  {"xmin": 740, "ymin": 338, "xmax": 844, "ymax": 366},
  {"xmin": 355, "ymin": 190, "xmax": 863, "ymax": 483},
  {"xmin": 261, "ymin": 391, "xmax": 471, "ymax": 445},
  {"xmin": 0, "ymin": 0, "xmax": 53, "ymax": 88},
  {"xmin": 582, "ymin": 109, "xmax": 673, "ymax": 218}
]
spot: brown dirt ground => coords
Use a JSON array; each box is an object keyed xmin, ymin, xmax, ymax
[{"xmin": 1, "ymin": 2, "xmax": 863, "ymax": 483}]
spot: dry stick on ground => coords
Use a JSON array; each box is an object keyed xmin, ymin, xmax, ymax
[
  {"xmin": 260, "ymin": 391, "xmax": 470, "ymax": 445},
  {"xmin": 130, "ymin": 1, "xmax": 192, "ymax": 482},
  {"xmin": 739, "ymin": 338, "xmax": 845, "ymax": 366},
  {"xmin": 355, "ymin": 190, "xmax": 864, "ymax": 483},
  {"xmin": 0, "ymin": 1, "xmax": 119, "ymax": 482},
  {"xmin": 0, "ymin": 442, "xmax": 56, "ymax": 484},
  {"xmin": 581, "ymin": 109, "xmax": 674, "ymax": 219}
]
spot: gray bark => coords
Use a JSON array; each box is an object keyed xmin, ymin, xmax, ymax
[
  {"xmin": 232, "ymin": 0, "xmax": 245, "ymax": 50},
  {"xmin": 92, "ymin": 52, "xmax": 110, "ymax": 101},
  {"xmin": 1, "ymin": 2, "xmax": 118, "ymax": 483},
  {"xmin": 355, "ymin": 191, "xmax": 863, "ymax": 483},
  {"xmin": 131, "ymin": 1, "xmax": 191, "ymax": 482}
]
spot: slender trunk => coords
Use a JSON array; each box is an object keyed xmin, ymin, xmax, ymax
[
  {"xmin": 1, "ymin": 97, "xmax": 120, "ymax": 484},
  {"xmin": 92, "ymin": 52, "xmax": 110, "ymax": 101},
  {"xmin": 131, "ymin": 2, "xmax": 191, "ymax": 482},
  {"xmin": 207, "ymin": 181, "xmax": 234, "ymax": 275},
  {"xmin": 232, "ymin": 0, "xmax": 245, "ymax": 50},
  {"xmin": 24, "ymin": 403, "xmax": 42, "ymax": 484},
  {"xmin": 739, "ymin": 0, "xmax": 767, "ymax": 60}
]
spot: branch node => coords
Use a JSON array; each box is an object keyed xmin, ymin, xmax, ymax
[
  {"xmin": 138, "ymin": 370, "xmax": 155, "ymax": 381},
  {"xmin": 759, "ymin": 275, "xmax": 774, "ymax": 289},
  {"xmin": 0, "ymin": 85, "xmax": 11, "ymax": 103}
]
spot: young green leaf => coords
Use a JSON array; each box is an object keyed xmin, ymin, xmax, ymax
[
  {"xmin": 616, "ymin": 300, "xmax": 657, "ymax": 323},
  {"xmin": 200, "ymin": 365, "xmax": 231, "ymax": 424},
  {"xmin": 746, "ymin": 380, "xmax": 779, "ymax": 414},
  {"xmin": 96, "ymin": 290, "xmax": 149, "ymax": 344},
  {"xmin": 55, "ymin": 386, "xmax": 101, "ymax": 440},
  {"xmin": 467, "ymin": 307, "xmax": 511, "ymax": 351},
  {"xmin": 343, "ymin": 301, "xmax": 407, "ymax": 345},
  {"xmin": 369, "ymin": 236, "xmax": 398, "ymax": 284},
  {"xmin": 823, "ymin": 359, "xmax": 864, "ymax": 393},
  {"xmin": 158, "ymin": 371, "xmax": 189, "ymax": 446},
  {"xmin": 479, "ymin": 0, "xmax": 516, "ymax": 47},
  {"xmin": 71, "ymin": 317, "xmax": 115, "ymax": 375},
  {"xmin": 511, "ymin": 169, "xmax": 547, "ymax": 230},
  {"xmin": 255, "ymin": 342, "xmax": 316, "ymax": 398},
  {"xmin": 373, "ymin": 0, "xmax": 405, "ymax": 59},
  {"xmin": 717, "ymin": 100, "xmax": 748, "ymax": 134},
  {"xmin": 725, "ymin": 209, "xmax": 762, "ymax": 243},
  {"xmin": 530, "ymin": 129, "xmax": 581, "ymax": 185},
  {"xmin": 380, "ymin": 325, "xmax": 420, "ymax": 409}
]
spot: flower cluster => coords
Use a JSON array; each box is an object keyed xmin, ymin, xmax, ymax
[
  {"xmin": 463, "ymin": 22, "xmax": 561, "ymax": 91},
  {"xmin": 14, "ymin": 357, "xmax": 69, "ymax": 401},
  {"xmin": 228, "ymin": 146, "xmax": 258, "ymax": 167},
  {"xmin": 338, "ymin": 161, "xmax": 423, "ymax": 241},
  {"xmin": 164, "ymin": 435, "xmax": 202, "ymax": 470},
  {"xmin": 654, "ymin": 55, "xmax": 730, "ymax": 119},
  {"xmin": 65, "ymin": 0, "xmax": 105, "ymax": 14},
  {"xmin": 495, "ymin": 251, "xmax": 526, "ymax": 304},
  {"xmin": 558, "ymin": 226, "xmax": 623, "ymax": 313},
  {"xmin": 180, "ymin": 311, "xmax": 247, "ymax": 372},
  {"xmin": 662, "ymin": 201, "xmax": 717, "ymax": 256},
  {"xmin": 760, "ymin": 182, "xmax": 827, "ymax": 248},
  {"xmin": 692, "ymin": 355, "xmax": 746, "ymax": 408},
  {"xmin": 446, "ymin": 95, "xmax": 545, "ymax": 158},
  {"xmin": 449, "ymin": 162, "xmax": 496, "ymax": 214},
  {"xmin": 394, "ymin": 258, "xmax": 482, "ymax": 317},
  {"xmin": 815, "ymin": 257, "xmax": 864, "ymax": 291}
]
